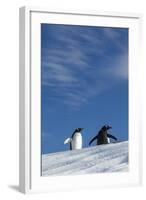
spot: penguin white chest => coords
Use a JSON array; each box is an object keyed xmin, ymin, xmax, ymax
[
  {"xmin": 107, "ymin": 138, "xmax": 110, "ymax": 144},
  {"xmin": 72, "ymin": 132, "xmax": 82, "ymax": 150}
]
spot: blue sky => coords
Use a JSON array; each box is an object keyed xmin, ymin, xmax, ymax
[{"xmin": 41, "ymin": 24, "xmax": 128, "ymax": 154}]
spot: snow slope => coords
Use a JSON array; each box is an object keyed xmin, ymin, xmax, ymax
[{"xmin": 42, "ymin": 141, "xmax": 128, "ymax": 176}]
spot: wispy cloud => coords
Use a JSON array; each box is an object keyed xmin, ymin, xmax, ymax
[
  {"xmin": 103, "ymin": 28, "xmax": 128, "ymax": 52},
  {"xmin": 41, "ymin": 25, "xmax": 128, "ymax": 109},
  {"xmin": 111, "ymin": 54, "xmax": 128, "ymax": 80},
  {"xmin": 102, "ymin": 54, "xmax": 128, "ymax": 80}
]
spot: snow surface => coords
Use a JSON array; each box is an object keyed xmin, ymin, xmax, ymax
[{"xmin": 42, "ymin": 141, "xmax": 128, "ymax": 176}]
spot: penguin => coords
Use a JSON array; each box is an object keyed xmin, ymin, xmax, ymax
[
  {"xmin": 89, "ymin": 125, "xmax": 117, "ymax": 146},
  {"xmin": 64, "ymin": 128, "xmax": 84, "ymax": 150}
]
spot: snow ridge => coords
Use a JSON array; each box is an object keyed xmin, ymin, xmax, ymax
[{"xmin": 42, "ymin": 141, "xmax": 128, "ymax": 176}]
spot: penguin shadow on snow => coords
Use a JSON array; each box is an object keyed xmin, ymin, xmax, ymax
[{"xmin": 64, "ymin": 125, "xmax": 118, "ymax": 151}]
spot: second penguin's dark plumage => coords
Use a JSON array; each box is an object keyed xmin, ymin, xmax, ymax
[{"xmin": 89, "ymin": 125, "xmax": 117, "ymax": 146}]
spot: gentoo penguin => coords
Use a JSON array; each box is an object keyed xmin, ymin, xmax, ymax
[
  {"xmin": 89, "ymin": 125, "xmax": 117, "ymax": 146},
  {"xmin": 64, "ymin": 128, "xmax": 84, "ymax": 150}
]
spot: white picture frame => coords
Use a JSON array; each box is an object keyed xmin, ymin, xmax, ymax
[{"xmin": 19, "ymin": 6, "xmax": 142, "ymax": 194}]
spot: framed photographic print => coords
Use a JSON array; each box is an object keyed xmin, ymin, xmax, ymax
[{"xmin": 19, "ymin": 7, "xmax": 142, "ymax": 193}]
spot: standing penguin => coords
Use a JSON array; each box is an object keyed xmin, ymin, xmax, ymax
[
  {"xmin": 89, "ymin": 125, "xmax": 117, "ymax": 146},
  {"xmin": 64, "ymin": 128, "xmax": 84, "ymax": 150}
]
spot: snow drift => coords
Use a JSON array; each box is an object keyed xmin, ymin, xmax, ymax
[{"xmin": 42, "ymin": 141, "xmax": 128, "ymax": 176}]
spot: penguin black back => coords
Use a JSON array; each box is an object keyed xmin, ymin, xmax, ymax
[{"xmin": 97, "ymin": 125, "xmax": 111, "ymax": 145}]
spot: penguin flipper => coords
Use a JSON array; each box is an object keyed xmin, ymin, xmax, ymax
[
  {"xmin": 64, "ymin": 138, "xmax": 72, "ymax": 144},
  {"xmin": 89, "ymin": 135, "xmax": 98, "ymax": 146},
  {"xmin": 107, "ymin": 133, "xmax": 117, "ymax": 141}
]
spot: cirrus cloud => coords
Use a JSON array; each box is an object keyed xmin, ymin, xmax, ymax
[{"xmin": 41, "ymin": 24, "xmax": 128, "ymax": 109}]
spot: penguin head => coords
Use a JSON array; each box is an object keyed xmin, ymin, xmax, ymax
[
  {"xmin": 75, "ymin": 128, "xmax": 84, "ymax": 133},
  {"xmin": 102, "ymin": 125, "xmax": 112, "ymax": 131},
  {"xmin": 106, "ymin": 125, "xmax": 112, "ymax": 130}
]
